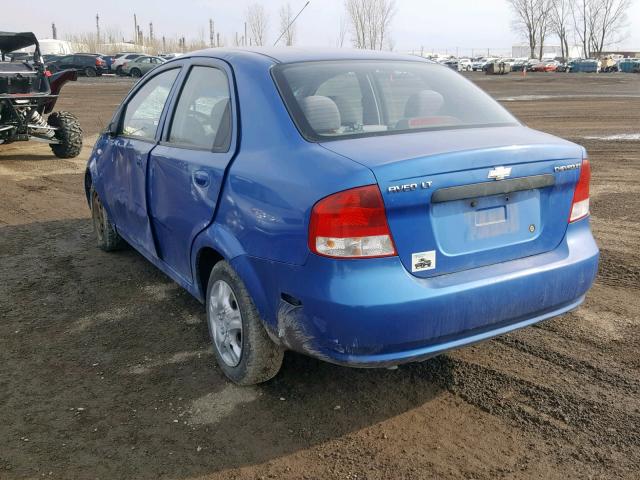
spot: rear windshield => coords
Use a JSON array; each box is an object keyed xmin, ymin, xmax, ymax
[{"xmin": 272, "ymin": 60, "xmax": 519, "ymax": 141}]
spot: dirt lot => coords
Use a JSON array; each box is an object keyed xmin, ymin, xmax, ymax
[{"xmin": 1, "ymin": 73, "xmax": 639, "ymax": 480}]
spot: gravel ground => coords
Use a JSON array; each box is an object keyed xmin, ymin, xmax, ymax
[{"xmin": 0, "ymin": 72, "xmax": 639, "ymax": 480}]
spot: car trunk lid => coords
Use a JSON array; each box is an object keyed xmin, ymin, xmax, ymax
[{"xmin": 320, "ymin": 126, "xmax": 585, "ymax": 278}]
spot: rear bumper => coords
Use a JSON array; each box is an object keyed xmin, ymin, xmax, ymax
[{"xmin": 242, "ymin": 218, "xmax": 599, "ymax": 367}]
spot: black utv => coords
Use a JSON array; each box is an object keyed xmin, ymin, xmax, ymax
[{"xmin": 0, "ymin": 32, "xmax": 82, "ymax": 158}]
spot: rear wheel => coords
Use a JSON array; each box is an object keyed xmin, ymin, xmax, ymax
[
  {"xmin": 48, "ymin": 111, "xmax": 82, "ymax": 158},
  {"xmin": 84, "ymin": 67, "xmax": 97, "ymax": 77},
  {"xmin": 115, "ymin": 66, "xmax": 123, "ymax": 75},
  {"xmin": 206, "ymin": 261, "xmax": 283, "ymax": 385},
  {"xmin": 90, "ymin": 187, "xmax": 125, "ymax": 251},
  {"xmin": 130, "ymin": 68, "xmax": 142, "ymax": 78}
]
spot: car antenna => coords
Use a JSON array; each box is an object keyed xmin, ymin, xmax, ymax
[{"xmin": 273, "ymin": 1, "xmax": 310, "ymax": 46}]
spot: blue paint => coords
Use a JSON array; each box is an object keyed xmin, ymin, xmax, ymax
[{"xmin": 87, "ymin": 48, "xmax": 599, "ymax": 368}]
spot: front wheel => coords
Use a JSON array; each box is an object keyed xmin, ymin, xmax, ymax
[
  {"xmin": 206, "ymin": 261, "xmax": 283, "ymax": 385},
  {"xmin": 48, "ymin": 111, "xmax": 82, "ymax": 158},
  {"xmin": 130, "ymin": 68, "xmax": 142, "ymax": 78},
  {"xmin": 84, "ymin": 67, "xmax": 97, "ymax": 77}
]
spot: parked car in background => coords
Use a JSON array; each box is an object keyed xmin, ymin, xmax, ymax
[
  {"xmin": 458, "ymin": 58, "xmax": 472, "ymax": 71},
  {"xmin": 160, "ymin": 53, "xmax": 183, "ymax": 60},
  {"xmin": 93, "ymin": 54, "xmax": 114, "ymax": 72},
  {"xmin": 472, "ymin": 58, "xmax": 486, "ymax": 71},
  {"xmin": 112, "ymin": 53, "xmax": 145, "ymax": 75},
  {"xmin": 443, "ymin": 59, "xmax": 459, "ymax": 71},
  {"xmin": 47, "ymin": 54, "xmax": 107, "ymax": 76},
  {"xmin": 120, "ymin": 55, "xmax": 166, "ymax": 77},
  {"xmin": 511, "ymin": 59, "xmax": 528, "ymax": 72},
  {"xmin": 87, "ymin": 48, "xmax": 598, "ymax": 385}
]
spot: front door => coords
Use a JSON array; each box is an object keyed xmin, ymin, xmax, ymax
[
  {"xmin": 100, "ymin": 67, "xmax": 181, "ymax": 257},
  {"xmin": 147, "ymin": 62, "xmax": 237, "ymax": 282}
]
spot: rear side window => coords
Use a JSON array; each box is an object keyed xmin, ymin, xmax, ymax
[
  {"xmin": 121, "ymin": 68, "xmax": 179, "ymax": 140},
  {"xmin": 168, "ymin": 66, "xmax": 232, "ymax": 151},
  {"xmin": 273, "ymin": 60, "xmax": 518, "ymax": 141}
]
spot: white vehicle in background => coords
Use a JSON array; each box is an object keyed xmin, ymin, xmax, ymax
[{"xmin": 458, "ymin": 58, "xmax": 472, "ymax": 71}]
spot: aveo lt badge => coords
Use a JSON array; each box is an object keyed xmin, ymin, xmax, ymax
[{"xmin": 388, "ymin": 181, "xmax": 432, "ymax": 193}]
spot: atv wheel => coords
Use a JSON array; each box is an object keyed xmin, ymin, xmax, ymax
[
  {"xmin": 130, "ymin": 68, "xmax": 142, "ymax": 78},
  {"xmin": 84, "ymin": 67, "xmax": 97, "ymax": 77},
  {"xmin": 48, "ymin": 111, "xmax": 83, "ymax": 159},
  {"xmin": 206, "ymin": 261, "xmax": 284, "ymax": 385},
  {"xmin": 90, "ymin": 186, "xmax": 125, "ymax": 251}
]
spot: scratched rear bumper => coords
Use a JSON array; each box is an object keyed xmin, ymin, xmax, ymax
[{"xmin": 242, "ymin": 218, "xmax": 599, "ymax": 367}]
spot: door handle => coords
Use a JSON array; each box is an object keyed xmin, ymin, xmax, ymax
[{"xmin": 193, "ymin": 171, "xmax": 210, "ymax": 187}]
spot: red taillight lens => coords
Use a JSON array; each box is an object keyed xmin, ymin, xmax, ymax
[
  {"xmin": 569, "ymin": 159, "xmax": 591, "ymax": 222},
  {"xmin": 308, "ymin": 185, "xmax": 397, "ymax": 258}
]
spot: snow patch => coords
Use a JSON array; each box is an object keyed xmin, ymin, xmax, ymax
[{"xmin": 584, "ymin": 134, "xmax": 640, "ymax": 141}]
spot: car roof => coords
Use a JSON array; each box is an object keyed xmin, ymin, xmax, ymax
[{"xmin": 187, "ymin": 47, "xmax": 431, "ymax": 65}]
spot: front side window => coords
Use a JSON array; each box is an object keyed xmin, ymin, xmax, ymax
[
  {"xmin": 273, "ymin": 60, "xmax": 519, "ymax": 141},
  {"xmin": 168, "ymin": 66, "xmax": 232, "ymax": 151},
  {"xmin": 121, "ymin": 68, "xmax": 179, "ymax": 140}
]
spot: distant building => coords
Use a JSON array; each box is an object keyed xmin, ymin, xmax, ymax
[
  {"xmin": 600, "ymin": 50, "xmax": 640, "ymax": 58},
  {"xmin": 512, "ymin": 44, "xmax": 582, "ymax": 59}
]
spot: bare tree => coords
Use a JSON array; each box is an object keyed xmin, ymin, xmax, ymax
[
  {"xmin": 507, "ymin": 0, "xmax": 550, "ymax": 59},
  {"xmin": 549, "ymin": 0, "xmax": 572, "ymax": 59},
  {"xmin": 537, "ymin": 0, "xmax": 554, "ymax": 60},
  {"xmin": 337, "ymin": 14, "xmax": 348, "ymax": 47},
  {"xmin": 246, "ymin": 3, "xmax": 269, "ymax": 46},
  {"xmin": 344, "ymin": 0, "xmax": 396, "ymax": 50},
  {"xmin": 590, "ymin": 0, "xmax": 631, "ymax": 56},
  {"xmin": 571, "ymin": 0, "xmax": 630, "ymax": 57},
  {"xmin": 278, "ymin": 3, "xmax": 296, "ymax": 46}
]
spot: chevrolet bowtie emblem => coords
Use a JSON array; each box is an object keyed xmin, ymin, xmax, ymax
[{"xmin": 488, "ymin": 166, "xmax": 512, "ymax": 180}]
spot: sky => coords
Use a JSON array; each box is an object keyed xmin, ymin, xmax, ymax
[{"xmin": 3, "ymin": 0, "xmax": 640, "ymax": 55}]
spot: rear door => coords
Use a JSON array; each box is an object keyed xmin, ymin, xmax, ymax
[
  {"xmin": 99, "ymin": 66, "xmax": 181, "ymax": 257},
  {"xmin": 147, "ymin": 59, "xmax": 237, "ymax": 283}
]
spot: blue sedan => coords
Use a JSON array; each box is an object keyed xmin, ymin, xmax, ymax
[{"xmin": 86, "ymin": 48, "xmax": 599, "ymax": 384}]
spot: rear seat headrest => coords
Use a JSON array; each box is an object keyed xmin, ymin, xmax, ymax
[
  {"xmin": 299, "ymin": 96, "xmax": 341, "ymax": 134},
  {"xmin": 404, "ymin": 90, "xmax": 445, "ymax": 118}
]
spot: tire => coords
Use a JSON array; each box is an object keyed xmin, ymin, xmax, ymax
[
  {"xmin": 48, "ymin": 111, "xmax": 83, "ymax": 158},
  {"xmin": 130, "ymin": 68, "xmax": 142, "ymax": 78},
  {"xmin": 115, "ymin": 66, "xmax": 123, "ymax": 75},
  {"xmin": 84, "ymin": 67, "xmax": 97, "ymax": 77},
  {"xmin": 206, "ymin": 261, "xmax": 283, "ymax": 385},
  {"xmin": 90, "ymin": 186, "xmax": 125, "ymax": 252}
]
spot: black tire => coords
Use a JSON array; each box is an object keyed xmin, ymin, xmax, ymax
[
  {"xmin": 130, "ymin": 68, "xmax": 142, "ymax": 78},
  {"xmin": 90, "ymin": 186, "xmax": 125, "ymax": 252},
  {"xmin": 48, "ymin": 111, "xmax": 83, "ymax": 158},
  {"xmin": 115, "ymin": 66, "xmax": 123, "ymax": 75},
  {"xmin": 206, "ymin": 261, "xmax": 283, "ymax": 385},
  {"xmin": 84, "ymin": 67, "xmax": 97, "ymax": 77}
]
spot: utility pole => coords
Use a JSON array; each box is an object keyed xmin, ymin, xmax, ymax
[
  {"xmin": 209, "ymin": 19, "xmax": 214, "ymax": 48},
  {"xmin": 96, "ymin": 13, "xmax": 100, "ymax": 45},
  {"xmin": 162, "ymin": 36, "xmax": 166, "ymax": 52},
  {"xmin": 134, "ymin": 14, "xmax": 138, "ymax": 45},
  {"xmin": 244, "ymin": 22, "xmax": 247, "ymax": 47},
  {"xmin": 51, "ymin": 23, "xmax": 57, "ymax": 40},
  {"xmin": 216, "ymin": 33, "xmax": 220, "ymax": 47},
  {"xmin": 149, "ymin": 22, "xmax": 154, "ymax": 42}
]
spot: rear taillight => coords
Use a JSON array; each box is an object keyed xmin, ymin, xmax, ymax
[
  {"xmin": 308, "ymin": 185, "xmax": 397, "ymax": 258},
  {"xmin": 569, "ymin": 159, "xmax": 591, "ymax": 222}
]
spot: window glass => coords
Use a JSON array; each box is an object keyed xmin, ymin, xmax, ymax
[
  {"xmin": 273, "ymin": 61, "xmax": 518, "ymax": 141},
  {"xmin": 168, "ymin": 66, "xmax": 231, "ymax": 151},
  {"xmin": 121, "ymin": 68, "xmax": 179, "ymax": 140}
]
